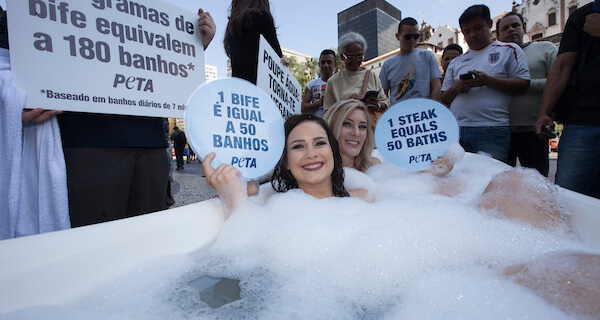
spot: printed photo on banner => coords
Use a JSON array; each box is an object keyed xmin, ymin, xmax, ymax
[
  {"xmin": 185, "ymin": 78, "xmax": 284, "ymax": 180},
  {"xmin": 256, "ymin": 35, "xmax": 301, "ymax": 120},
  {"xmin": 374, "ymin": 98, "xmax": 459, "ymax": 171},
  {"xmin": 6, "ymin": 0, "xmax": 205, "ymax": 118}
]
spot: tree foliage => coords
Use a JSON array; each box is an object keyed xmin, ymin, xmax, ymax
[{"xmin": 286, "ymin": 56, "xmax": 318, "ymax": 89}]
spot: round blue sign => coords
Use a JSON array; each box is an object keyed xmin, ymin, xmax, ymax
[
  {"xmin": 374, "ymin": 98, "xmax": 459, "ymax": 171},
  {"xmin": 185, "ymin": 78, "xmax": 285, "ymax": 180}
]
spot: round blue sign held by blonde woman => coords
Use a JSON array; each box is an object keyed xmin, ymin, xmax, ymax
[{"xmin": 374, "ymin": 98, "xmax": 459, "ymax": 171}]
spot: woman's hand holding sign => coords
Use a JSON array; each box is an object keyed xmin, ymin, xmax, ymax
[
  {"xmin": 202, "ymin": 152, "xmax": 248, "ymax": 218},
  {"xmin": 186, "ymin": 78, "xmax": 285, "ymax": 218}
]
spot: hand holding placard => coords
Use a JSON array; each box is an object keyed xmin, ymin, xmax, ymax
[
  {"xmin": 374, "ymin": 98, "xmax": 460, "ymax": 171},
  {"xmin": 185, "ymin": 78, "xmax": 284, "ymax": 180}
]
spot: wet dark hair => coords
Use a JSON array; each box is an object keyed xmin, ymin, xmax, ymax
[
  {"xmin": 271, "ymin": 114, "xmax": 349, "ymax": 197},
  {"xmin": 442, "ymin": 43, "xmax": 463, "ymax": 58},
  {"xmin": 398, "ymin": 17, "xmax": 418, "ymax": 33},
  {"xmin": 496, "ymin": 12, "xmax": 525, "ymax": 32},
  {"xmin": 459, "ymin": 4, "xmax": 491, "ymax": 28}
]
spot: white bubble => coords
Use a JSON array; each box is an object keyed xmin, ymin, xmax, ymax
[{"xmin": 9, "ymin": 155, "xmax": 597, "ymax": 319}]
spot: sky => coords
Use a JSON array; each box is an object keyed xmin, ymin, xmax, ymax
[{"xmin": 1, "ymin": 0, "xmax": 512, "ymax": 77}]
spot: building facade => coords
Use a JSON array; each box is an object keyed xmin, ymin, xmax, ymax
[
  {"xmin": 512, "ymin": 0, "xmax": 593, "ymax": 43},
  {"xmin": 427, "ymin": 24, "xmax": 469, "ymax": 53},
  {"xmin": 337, "ymin": 0, "xmax": 402, "ymax": 60},
  {"xmin": 205, "ymin": 64, "xmax": 218, "ymax": 81}
]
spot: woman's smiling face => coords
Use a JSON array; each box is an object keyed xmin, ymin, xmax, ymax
[
  {"xmin": 337, "ymin": 108, "xmax": 367, "ymax": 165},
  {"xmin": 285, "ymin": 121, "xmax": 334, "ymax": 193}
]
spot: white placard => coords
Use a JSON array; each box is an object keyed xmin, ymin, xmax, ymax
[
  {"xmin": 374, "ymin": 98, "xmax": 459, "ymax": 171},
  {"xmin": 256, "ymin": 35, "xmax": 301, "ymax": 120},
  {"xmin": 6, "ymin": 0, "xmax": 205, "ymax": 118},
  {"xmin": 185, "ymin": 78, "xmax": 285, "ymax": 180}
]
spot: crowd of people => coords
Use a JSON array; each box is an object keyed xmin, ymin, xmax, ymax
[
  {"xmin": 1, "ymin": 0, "xmax": 599, "ymax": 243},
  {"xmin": 2, "ymin": 1, "xmax": 600, "ymax": 317},
  {"xmin": 204, "ymin": 3, "xmax": 599, "ymax": 315},
  {"xmin": 300, "ymin": 3, "xmax": 599, "ymax": 199}
]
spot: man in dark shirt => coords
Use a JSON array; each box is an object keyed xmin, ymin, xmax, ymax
[
  {"xmin": 58, "ymin": 9, "xmax": 216, "ymax": 226},
  {"xmin": 170, "ymin": 126, "xmax": 187, "ymax": 170},
  {"xmin": 535, "ymin": 0, "xmax": 600, "ymax": 198}
]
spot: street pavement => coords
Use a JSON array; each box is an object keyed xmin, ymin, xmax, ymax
[
  {"xmin": 170, "ymin": 156, "xmax": 558, "ymax": 208},
  {"xmin": 170, "ymin": 159, "xmax": 217, "ymax": 208}
]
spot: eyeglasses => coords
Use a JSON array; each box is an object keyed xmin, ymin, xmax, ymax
[
  {"xmin": 341, "ymin": 53, "xmax": 364, "ymax": 61},
  {"xmin": 403, "ymin": 33, "xmax": 420, "ymax": 41}
]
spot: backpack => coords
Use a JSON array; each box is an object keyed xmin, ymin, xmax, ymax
[{"xmin": 178, "ymin": 131, "xmax": 187, "ymax": 145}]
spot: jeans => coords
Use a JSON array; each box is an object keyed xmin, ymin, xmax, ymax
[
  {"xmin": 556, "ymin": 124, "xmax": 600, "ymax": 198},
  {"xmin": 459, "ymin": 126, "xmax": 510, "ymax": 163},
  {"xmin": 508, "ymin": 131, "xmax": 549, "ymax": 177}
]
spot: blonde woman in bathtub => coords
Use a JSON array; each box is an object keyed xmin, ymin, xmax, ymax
[
  {"xmin": 324, "ymin": 99, "xmax": 459, "ymax": 176},
  {"xmin": 323, "ymin": 99, "xmax": 380, "ymax": 172}
]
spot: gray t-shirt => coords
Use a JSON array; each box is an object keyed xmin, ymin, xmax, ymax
[{"xmin": 379, "ymin": 50, "xmax": 441, "ymax": 106}]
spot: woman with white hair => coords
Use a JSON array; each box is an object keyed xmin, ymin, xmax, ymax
[{"xmin": 323, "ymin": 32, "xmax": 389, "ymax": 129}]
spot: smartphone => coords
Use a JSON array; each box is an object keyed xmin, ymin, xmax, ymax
[
  {"xmin": 541, "ymin": 125, "xmax": 557, "ymax": 139},
  {"xmin": 460, "ymin": 73, "xmax": 475, "ymax": 80},
  {"xmin": 361, "ymin": 89, "xmax": 380, "ymax": 102}
]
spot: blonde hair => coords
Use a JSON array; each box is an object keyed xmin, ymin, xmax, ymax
[{"xmin": 324, "ymin": 99, "xmax": 375, "ymax": 172}]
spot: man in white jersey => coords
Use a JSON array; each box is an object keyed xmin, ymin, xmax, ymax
[
  {"xmin": 441, "ymin": 4, "xmax": 530, "ymax": 163},
  {"xmin": 301, "ymin": 49, "xmax": 336, "ymax": 117},
  {"xmin": 498, "ymin": 12, "xmax": 557, "ymax": 176},
  {"xmin": 379, "ymin": 17, "xmax": 442, "ymax": 106}
]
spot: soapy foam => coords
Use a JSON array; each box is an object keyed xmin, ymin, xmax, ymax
[{"xmin": 4, "ymin": 154, "xmax": 598, "ymax": 319}]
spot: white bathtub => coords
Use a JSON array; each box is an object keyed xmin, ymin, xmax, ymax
[{"xmin": 0, "ymin": 160, "xmax": 599, "ymax": 315}]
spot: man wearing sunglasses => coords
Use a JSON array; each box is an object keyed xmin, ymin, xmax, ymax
[{"xmin": 379, "ymin": 17, "xmax": 442, "ymax": 106}]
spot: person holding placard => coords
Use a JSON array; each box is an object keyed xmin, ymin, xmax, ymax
[
  {"xmin": 57, "ymin": 9, "xmax": 216, "ymax": 227},
  {"xmin": 323, "ymin": 99, "xmax": 380, "ymax": 172},
  {"xmin": 224, "ymin": 0, "xmax": 287, "ymax": 84},
  {"xmin": 323, "ymin": 32, "xmax": 389, "ymax": 130},
  {"xmin": 203, "ymin": 114, "xmax": 375, "ymax": 217}
]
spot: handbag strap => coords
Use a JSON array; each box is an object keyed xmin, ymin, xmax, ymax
[{"xmin": 360, "ymin": 69, "xmax": 371, "ymax": 97}]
